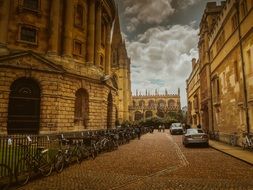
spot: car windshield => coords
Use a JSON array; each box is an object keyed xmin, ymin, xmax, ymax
[
  {"xmin": 186, "ymin": 129, "xmax": 204, "ymax": 134},
  {"xmin": 171, "ymin": 123, "xmax": 182, "ymax": 128}
]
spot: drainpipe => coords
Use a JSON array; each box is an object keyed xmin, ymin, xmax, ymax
[{"xmin": 235, "ymin": 0, "xmax": 250, "ymax": 133}]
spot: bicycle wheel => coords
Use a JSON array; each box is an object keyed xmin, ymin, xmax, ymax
[
  {"xmin": 89, "ymin": 146, "xmax": 96, "ymax": 160},
  {"xmin": 39, "ymin": 153, "xmax": 53, "ymax": 177},
  {"xmin": 0, "ymin": 164, "xmax": 12, "ymax": 190},
  {"xmin": 54, "ymin": 151, "xmax": 65, "ymax": 173},
  {"xmin": 75, "ymin": 148, "xmax": 83, "ymax": 164},
  {"xmin": 14, "ymin": 157, "xmax": 31, "ymax": 186}
]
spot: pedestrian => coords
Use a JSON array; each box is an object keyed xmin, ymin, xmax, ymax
[
  {"xmin": 135, "ymin": 126, "xmax": 141, "ymax": 140},
  {"xmin": 162, "ymin": 124, "xmax": 165, "ymax": 132}
]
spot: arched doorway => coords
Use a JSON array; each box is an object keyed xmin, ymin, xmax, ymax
[
  {"xmin": 8, "ymin": 77, "xmax": 41, "ymax": 134},
  {"xmin": 107, "ymin": 92, "xmax": 113, "ymax": 129}
]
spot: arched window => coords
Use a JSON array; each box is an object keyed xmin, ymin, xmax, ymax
[
  {"xmin": 157, "ymin": 111, "xmax": 165, "ymax": 118},
  {"xmin": 168, "ymin": 99, "xmax": 175, "ymax": 107},
  {"xmin": 148, "ymin": 100, "xmax": 155, "ymax": 107},
  {"xmin": 158, "ymin": 100, "xmax": 165, "ymax": 108},
  {"xmin": 74, "ymin": 88, "xmax": 89, "ymax": 128},
  {"xmin": 145, "ymin": 111, "xmax": 153, "ymax": 119},
  {"xmin": 139, "ymin": 100, "xmax": 145, "ymax": 107},
  {"xmin": 134, "ymin": 111, "xmax": 143, "ymax": 121},
  {"xmin": 75, "ymin": 4, "xmax": 84, "ymax": 27},
  {"xmin": 8, "ymin": 77, "xmax": 41, "ymax": 134}
]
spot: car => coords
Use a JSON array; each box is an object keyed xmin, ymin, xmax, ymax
[
  {"xmin": 182, "ymin": 128, "xmax": 209, "ymax": 147},
  {"xmin": 170, "ymin": 123, "xmax": 184, "ymax": 135}
]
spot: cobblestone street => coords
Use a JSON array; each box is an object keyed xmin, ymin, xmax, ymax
[{"xmin": 17, "ymin": 131, "xmax": 253, "ymax": 190}]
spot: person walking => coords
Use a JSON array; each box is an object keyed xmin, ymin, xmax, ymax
[
  {"xmin": 162, "ymin": 124, "xmax": 165, "ymax": 132},
  {"xmin": 136, "ymin": 126, "xmax": 141, "ymax": 140}
]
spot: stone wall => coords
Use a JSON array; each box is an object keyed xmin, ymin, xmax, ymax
[{"xmin": 0, "ymin": 66, "xmax": 117, "ymax": 134}]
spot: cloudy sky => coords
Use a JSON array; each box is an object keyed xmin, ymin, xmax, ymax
[{"xmin": 115, "ymin": 0, "xmax": 221, "ymax": 107}]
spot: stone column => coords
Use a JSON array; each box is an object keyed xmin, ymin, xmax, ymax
[
  {"xmin": 63, "ymin": 0, "xmax": 74, "ymax": 57},
  {"xmin": 87, "ymin": 0, "xmax": 96, "ymax": 64},
  {"xmin": 95, "ymin": 2, "xmax": 102, "ymax": 66},
  {"xmin": 105, "ymin": 25, "xmax": 111, "ymax": 75},
  {"xmin": 0, "ymin": 0, "xmax": 10, "ymax": 55},
  {"xmin": 48, "ymin": 0, "xmax": 60, "ymax": 55}
]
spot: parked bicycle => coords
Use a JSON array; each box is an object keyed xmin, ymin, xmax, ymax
[
  {"xmin": 229, "ymin": 133, "xmax": 238, "ymax": 146},
  {"xmin": 14, "ymin": 136, "xmax": 53, "ymax": 185},
  {"xmin": 54, "ymin": 135, "xmax": 93, "ymax": 173},
  {"xmin": 0, "ymin": 163, "xmax": 13, "ymax": 190},
  {"xmin": 242, "ymin": 133, "xmax": 253, "ymax": 150}
]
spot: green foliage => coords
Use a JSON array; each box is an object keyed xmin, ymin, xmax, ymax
[{"xmin": 138, "ymin": 110, "xmax": 184, "ymax": 128}]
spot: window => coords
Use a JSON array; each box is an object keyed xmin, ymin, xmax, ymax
[
  {"xmin": 234, "ymin": 61, "xmax": 239, "ymax": 82},
  {"xmin": 101, "ymin": 22, "xmax": 106, "ymax": 47},
  {"xmin": 212, "ymin": 76, "xmax": 220, "ymax": 104},
  {"xmin": 23, "ymin": 0, "xmax": 39, "ymax": 10},
  {"xmin": 231, "ymin": 13, "xmax": 238, "ymax": 31},
  {"xmin": 73, "ymin": 40, "xmax": 83, "ymax": 56},
  {"xmin": 75, "ymin": 4, "xmax": 84, "ymax": 27},
  {"xmin": 222, "ymin": 72, "xmax": 227, "ymax": 89},
  {"xmin": 74, "ymin": 89, "xmax": 89, "ymax": 128},
  {"xmin": 168, "ymin": 100, "xmax": 175, "ymax": 107},
  {"xmin": 210, "ymin": 49, "xmax": 214, "ymax": 60},
  {"xmin": 247, "ymin": 47, "xmax": 253, "ymax": 74},
  {"xmin": 20, "ymin": 26, "xmax": 37, "ymax": 44},
  {"xmin": 194, "ymin": 95, "xmax": 199, "ymax": 110},
  {"xmin": 241, "ymin": 0, "xmax": 248, "ymax": 18},
  {"xmin": 100, "ymin": 55, "xmax": 104, "ymax": 67},
  {"xmin": 216, "ymin": 30, "xmax": 225, "ymax": 52}
]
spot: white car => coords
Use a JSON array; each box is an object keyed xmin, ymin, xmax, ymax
[{"xmin": 170, "ymin": 123, "xmax": 184, "ymax": 135}]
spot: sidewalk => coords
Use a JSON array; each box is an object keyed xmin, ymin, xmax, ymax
[{"xmin": 209, "ymin": 140, "xmax": 253, "ymax": 165}]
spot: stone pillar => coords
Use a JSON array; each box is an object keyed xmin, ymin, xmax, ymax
[
  {"xmin": 0, "ymin": 0, "xmax": 10, "ymax": 55},
  {"xmin": 105, "ymin": 25, "xmax": 111, "ymax": 75},
  {"xmin": 95, "ymin": 2, "xmax": 102, "ymax": 66},
  {"xmin": 48, "ymin": 0, "xmax": 60, "ymax": 55},
  {"xmin": 63, "ymin": 0, "xmax": 74, "ymax": 57},
  {"xmin": 87, "ymin": 0, "xmax": 96, "ymax": 64}
]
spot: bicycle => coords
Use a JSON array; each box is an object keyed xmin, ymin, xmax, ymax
[
  {"xmin": 0, "ymin": 163, "xmax": 13, "ymax": 190},
  {"xmin": 14, "ymin": 136, "xmax": 53, "ymax": 185},
  {"xmin": 242, "ymin": 133, "xmax": 253, "ymax": 150},
  {"xmin": 229, "ymin": 133, "xmax": 238, "ymax": 146},
  {"xmin": 53, "ymin": 137, "xmax": 83, "ymax": 173}
]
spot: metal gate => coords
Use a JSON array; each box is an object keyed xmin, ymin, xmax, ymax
[{"xmin": 7, "ymin": 77, "xmax": 41, "ymax": 134}]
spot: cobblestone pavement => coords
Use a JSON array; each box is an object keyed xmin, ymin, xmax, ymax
[{"xmin": 16, "ymin": 131, "xmax": 253, "ymax": 190}]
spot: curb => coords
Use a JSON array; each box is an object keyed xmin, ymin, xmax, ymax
[{"xmin": 209, "ymin": 144, "xmax": 253, "ymax": 166}]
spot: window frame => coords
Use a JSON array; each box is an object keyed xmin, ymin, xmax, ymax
[
  {"xmin": 18, "ymin": 0, "xmax": 41, "ymax": 14},
  {"xmin": 241, "ymin": 0, "xmax": 248, "ymax": 18},
  {"xmin": 18, "ymin": 24, "xmax": 38, "ymax": 45},
  {"xmin": 74, "ymin": 4, "xmax": 85, "ymax": 28},
  {"xmin": 73, "ymin": 39, "xmax": 84, "ymax": 57}
]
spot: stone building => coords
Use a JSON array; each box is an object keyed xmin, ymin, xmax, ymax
[
  {"xmin": 111, "ymin": 11, "xmax": 132, "ymax": 123},
  {"xmin": 186, "ymin": 58, "xmax": 201, "ymax": 129},
  {"xmin": 0, "ymin": 0, "xmax": 131, "ymax": 134},
  {"xmin": 188, "ymin": 0, "xmax": 253, "ymax": 145},
  {"xmin": 130, "ymin": 90, "xmax": 181, "ymax": 121},
  {"xmin": 198, "ymin": 2, "xmax": 224, "ymax": 133}
]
